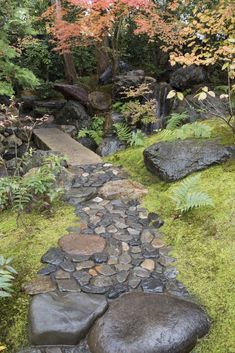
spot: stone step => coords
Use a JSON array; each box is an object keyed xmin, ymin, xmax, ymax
[{"xmin": 33, "ymin": 128, "xmax": 102, "ymax": 167}]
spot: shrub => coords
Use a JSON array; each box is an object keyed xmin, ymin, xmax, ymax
[{"xmin": 0, "ymin": 155, "xmax": 65, "ymax": 217}]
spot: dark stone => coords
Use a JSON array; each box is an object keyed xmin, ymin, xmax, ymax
[
  {"xmin": 88, "ymin": 292, "xmax": 210, "ymax": 353},
  {"xmin": 55, "ymin": 100, "xmax": 90, "ymax": 129},
  {"xmin": 97, "ymin": 136, "xmax": 126, "ymax": 157},
  {"xmin": 88, "ymin": 91, "xmax": 111, "ymax": 111},
  {"xmin": 60, "ymin": 260, "xmax": 75, "ymax": 272},
  {"xmin": 73, "ymin": 271, "xmax": 91, "ymax": 286},
  {"xmin": 41, "ymin": 247, "xmax": 65, "ymax": 266},
  {"xmin": 170, "ymin": 65, "xmax": 206, "ymax": 90},
  {"xmin": 99, "ymin": 61, "xmax": 132, "ymax": 85},
  {"xmin": 29, "ymin": 291, "xmax": 108, "ymax": 345},
  {"xmin": 37, "ymin": 265, "xmax": 57, "ymax": 276},
  {"xmin": 78, "ymin": 137, "xmax": 98, "ymax": 152},
  {"xmin": 141, "ymin": 277, "xmax": 165, "ymax": 293},
  {"xmin": 57, "ymin": 278, "xmax": 80, "ymax": 292},
  {"xmin": 144, "ymin": 139, "xmax": 235, "ymax": 182},
  {"xmin": 92, "ymin": 252, "xmax": 108, "ymax": 264},
  {"xmin": 154, "ymin": 82, "xmax": 174, "ymax": 129},
  {"xmin": 148, "ymin": 212, "xmax": 164, "ymax": 228},
  {"xmin": 113, "ymin": 70, "xmax": 146, "ymax": 99},
  {"xmin": 65, "ymin": 187, "xmax": 98, "ymax": 203},
  {"xmin": 54, "ymin": 84, "xmax": 89, "ymax": 106},
  {"xmin": 81, "ymin": 285, "xmax": 108, "ymax": 295},
  {"xmin": 107, "ymin": 284, "xmax": 129, "ymax": 299}
]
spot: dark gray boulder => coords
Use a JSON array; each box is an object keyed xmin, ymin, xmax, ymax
[
  {"xmin": 29, "ymin": 292, "xmax": 108, "ymax": 345},
  {"xmin": 55, "ymin": 100, "xmax": 90, "ymax": 129},
  {"xmin": 97, "ymin": 136, "xmax": 126, "ymax": 156},
  {"xmin": 113, "ymin": 70, "xmax": 145, "ymax": 99},
  {"xmin": 170, "ymin": 66, "xmax": 206, "ymax": 90},
  {"xmin": 144, "ymin": 139, "xmax": 234, "ymax": 181},
  {"xmin": 88, "ymin": 292, "xmax": 210, "ymax": 353}
]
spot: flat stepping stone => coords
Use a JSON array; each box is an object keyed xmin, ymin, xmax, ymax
[
  {"xmin": 33, "ymin": 128, "xmax": 102, "ymax": 166},
  {"xmin": 88, "ymin": 292, "xmax": 210, "ymax": 353},
  {"xmin": 23, "ymin": 276, "xmax": 56, "ymax": 295},
  {"xmin": 99, "ymin": 179, "xmax": 148, "ymax": 201},
  {"xmin": 29, "ymin": 292, "xmax": 108, "ymax": 345},
  {"xmin": 59, "ymin": 234, "xmax": 106, "ymax": 256}
]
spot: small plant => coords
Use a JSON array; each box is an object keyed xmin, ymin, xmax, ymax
[
  {"xmin": 171, "ymin": 174, "xmax": 214, "ymax": 214},
  {"xmin": 78, "ymin": 116, "xmax": 104, "ymax": 144},
  {"xmin": 176, "ymin": 123, "xmax": 212, "ymax": 139},
  {"xmin": 114, "ymin": 123, "xmax": 145, "ymax": 147},
  {"xmin": 130, "ymin": 130, "xmax": 146, "ymax": 147},
  {"xmin": 0, "ymin": 256, "xmax": 17, "ymax": 298},
  {"xmin": 114, "ymin": 123, "xmax": 132, "ymax": 143},
  {"xmin": 166, "ymin": 112, "xmax": 188, "ymax": 130}
]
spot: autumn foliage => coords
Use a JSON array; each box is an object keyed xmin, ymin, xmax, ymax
[{"xmin": 43, "ymin": 0, "xmax": 182, "ymax": 56}]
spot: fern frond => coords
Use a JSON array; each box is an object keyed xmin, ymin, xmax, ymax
[
  {"xmin": 166, "ymin": 112, "xmax": 188, "ymax": 130},
  {"xmin": 114, "ymin": 123, "xmax": 132, "ymax": 143},
  {"xmin": 171, "ymin": 174, "xmax": 213, "ymax": 214}
]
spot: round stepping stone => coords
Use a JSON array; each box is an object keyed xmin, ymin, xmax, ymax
[
  {"xmin": 59, "ymin": 234, "xmax": 106, "ymax": 256},
  {"xmin": 88, "ymin": 292, "xmax": 210, "ymax": 353},
  {"xmin": 29, "ymin": 292, "xmax": 108, "ymax": 345}
]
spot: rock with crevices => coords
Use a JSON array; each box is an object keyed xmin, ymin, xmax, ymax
[
  {"xmin": 29, "ymin": 292, "xmax": 108, "ymax": 345},
  {"xmin": 88, "ymin": 292, "xmax": 210, "ymax": 353}
]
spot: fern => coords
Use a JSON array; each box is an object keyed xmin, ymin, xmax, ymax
[
  {"xmin": 171, "ymin": 174, "xmax": 214, "ymax": 213},
  {"xmin": 0, "ymin": 256, "xmax": 17, "ymax": 298},
  {"xmin": 130, "ymin": 130, "xmax": 145, "ymax": 147},
  {"xmin": 166, "ymin": 112, "xmax": 188, "ymax": 130},
  {"xmin": 78, "ymin": 116, "xmax": 104, "ymax": 144},
  {"xmin": 114, "ymin": 123, "xmax": 132, "ymax": 143}
]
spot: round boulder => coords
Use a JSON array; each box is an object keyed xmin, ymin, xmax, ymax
[{"xmin": 88, "ymin": 292, "xmax": 210, "ymax": 353}]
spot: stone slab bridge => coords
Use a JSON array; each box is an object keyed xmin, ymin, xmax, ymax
[{"xmin": 20, "ymin": 129, "xmax": 210, "ymax": 353}]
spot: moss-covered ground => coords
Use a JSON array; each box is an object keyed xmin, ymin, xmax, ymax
[
  {"xmin": 107, "ymin": 119, "xmax": 235, "ymax": 353},
  {"xmin": 0, "ymin": 204, "xmax": 76, "ymax": 352}
]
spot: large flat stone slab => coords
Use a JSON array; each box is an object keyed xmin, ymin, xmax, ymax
[
  {"xmin": 29, "ymin": 292, "xmax": 108, "ymax": 345},
  {"xmin": 144, "ymin": 139, "xmax": 234, "ymax": 181},
  {"xmin": 99, "ymin": 179, "xmax": 148, "ymax": 200},
  {"xmin": 59, "ymin": 234, "xmax": 106, "ymax": 256},
  {"xmin": 88, "ymin": 292, "xmax": 210, "ymax": 353},
  {"xmin": 33, "ymin": 128, "xmax": 102, "ymax": 166}
]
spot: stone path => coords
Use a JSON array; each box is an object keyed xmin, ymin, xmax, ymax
[
  {"xmin": 21, "ymin": 162, "xmax": 209, "ymax": 353},
  {"xmin": 33, "ymin": 128, "xmax": 102, "ymax": 166}
]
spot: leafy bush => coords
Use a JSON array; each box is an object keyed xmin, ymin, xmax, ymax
[
  {"xmin": 166, "ymin": 112, "xmax": 188, "ymax": 130},
  {"xmin": 171, "ymin": 174, "xmax": 214, "ymax": 214},
  {"xmin": 0, "ymin": 155, "xmax": 65, "ymax": 216},
  {"xmin": 0, "ymin": 256, "xmax": 17, "ymax": 298},
  {"xmin": 120, "ymin": 100, "xmax": 157, "ymax": 126},
  {"xmin": 78, "ymin": 116, "xmax": 104, "ymax": 144}
]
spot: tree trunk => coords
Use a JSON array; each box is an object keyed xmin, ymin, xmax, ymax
[
  {"xmin": 96, "ymin": 36, "xmax": 111, "ymax": 76},
  {"xmin": 52, "ymin": 0, "xmax": 78, "ymax": 83}
]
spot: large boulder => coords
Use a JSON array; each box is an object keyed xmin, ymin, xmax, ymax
[
  {"xmin": 88, "ymin": 91, "xmax": 112, "ymax": 111},
  {"xmin": 54, "ymin": 83, "xmax": 89, "ymax": 106},
  {"xmin": 97, "ymin": 136, "xmax": 126, "ymax": 157},
  {"xmin": 29, "ymin": 292, "xmax": 108, "ymax": 345},
  {"xmin": 154, "ymin": 82, "xmax": 174, "ymax": 129},
  {"xmin": 113, "ymin": 70, "xmax": 145, "ymax": 99},
  {"xmin": 55, "ymin": 100, "xmax": 90, "ymax": 129},
  {"xmin": 170, "ymin": 66, "xmax": 206, "ymax": 90},
  {"xmin": 144, "ymin": 139, "xmax": 235, "ymax": 181},
  {"xmin": 88, "ymin": 292, "xmax": 210, "ymax": 353}
]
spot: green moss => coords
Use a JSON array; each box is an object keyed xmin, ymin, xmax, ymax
[
  {"xmin": 0, "ymin": 204, "xmax": 76, "ymax": 352},
  {"xmin": 107, "ymin": 119, "xmax": 235, "ymax": 353}
]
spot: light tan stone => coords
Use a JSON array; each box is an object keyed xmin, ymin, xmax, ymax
[
  {"xmin": 99, "ymin": 179, "xmax": 148, "ymax": 201},
  {"xmin": 141, "ymin": 259, "xmax": 155, "ymax": 272},
  {"xmin": 59, "ymin": 233, "xmax": 106, "ymax": 256},
  {"xmin": 151, "ymin": 238, "xmax": 165, "ymax": 249},
  {"xmin": 22, "ymin": 276, "xmax": 56, "ymax": 295}
]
